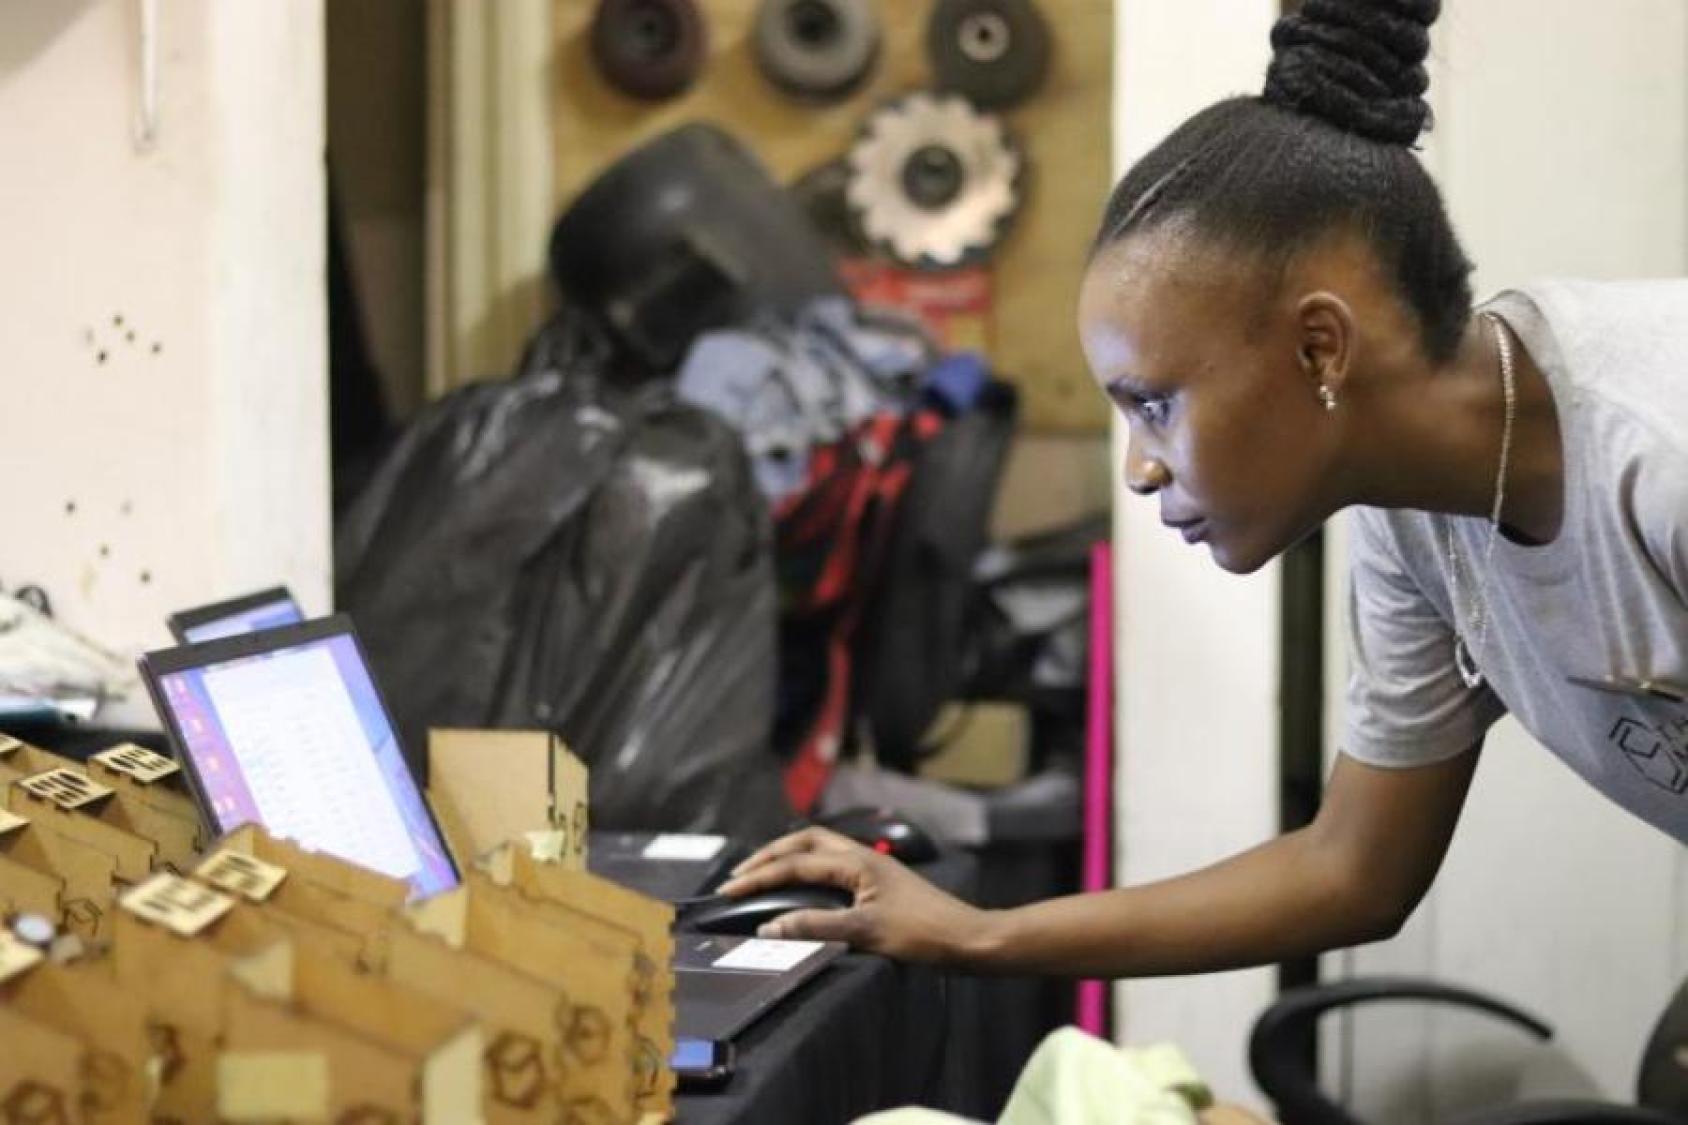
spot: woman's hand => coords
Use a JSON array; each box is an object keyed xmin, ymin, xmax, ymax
[{"xmin": 716, "ymin": 826, "xmax": 997, "ymax": 965}]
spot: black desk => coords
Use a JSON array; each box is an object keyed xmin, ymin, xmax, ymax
[
  {"xmin": 675, "ymin": 849, "xmax": 1000, "ymax": 1125},
  {"xmin": 676, "ymin": 951, "xmax": 990, "ymax": 1124}
]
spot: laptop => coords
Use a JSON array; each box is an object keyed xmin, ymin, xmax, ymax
[
  {"xmin": 588, "ymin": 831, "xmax": 743, "ymax": 904},
  {"xmin": 138, "ymin": 615, "xmax": 458, "ymax": 900},
  {"xmin": 166, "ymin": 586, "xmax": 304, "ymax": 644},
  {"xmin": 141, "ymin": 617, "xmax": 839, "ymax": 1037},
  {"xmin": 673, "ymin": 932, "xmax": 846, "ymax": 1041},
  {"xmin": 591, "ymin": 832, "xmax": 848, "ymax": 1039}
]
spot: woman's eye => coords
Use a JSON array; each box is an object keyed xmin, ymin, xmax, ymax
[
  {"xmin": 1104, "ymin": 382, "xmax": 1173, "ymax": 426},
  {"xmin": 1128, "ymin": 394, "xmax": 1171, "ymax": 425}
]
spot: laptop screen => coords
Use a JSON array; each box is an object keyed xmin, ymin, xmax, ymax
[
  {"xmin": 179, "ymin": 597, "xmax": 303, "ymax": 644},
  {"xmin": 170, "ymin": 587, "xmax": 305, "ymax": 644},
  {"xmin": 147, "ymin": 622, "xmax": 458, "ymax": 899}
]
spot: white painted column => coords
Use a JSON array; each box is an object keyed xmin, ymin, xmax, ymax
[
  {"xmin": 426, "ymin": 0, "xmax": 554, "ymax": 397},
  {"xmin": 1110, "ymin": 0, "xmax": 1281, "ymax": 1106},
  {"xmin": 0, "ymin": 0, "xmax": 328, "ymax": 722}
]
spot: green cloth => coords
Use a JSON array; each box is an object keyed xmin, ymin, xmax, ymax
[{"xmin": 854, "ymin": 1027, "xmax": 1212, "ymax": 1125}]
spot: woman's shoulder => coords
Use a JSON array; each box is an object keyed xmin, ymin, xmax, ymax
[
  {"xmin": 1488, "ymin": 277, "xmax": 1688, "ymax": 353},
  {"xmin": 1511, "ymin": 284, "xmax": 1688, "ymax": 589},
  {"xmin": 1496, "ymin": 276, "xmax": 1688, "ymax": 314},
  {"xmin": 1487, "ymin": 279, "xmax": 1688, "ymax": 437}
]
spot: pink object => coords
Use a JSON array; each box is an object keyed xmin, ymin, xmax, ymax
[{"xmin": 1078, "ymin": 540, "xmax": 1114, "ymax": 1036}]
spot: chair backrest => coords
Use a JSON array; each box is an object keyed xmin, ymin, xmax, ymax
[{"xmin": 1637, "ymin": 976, "xmax": 1688, "ymax": 1115}]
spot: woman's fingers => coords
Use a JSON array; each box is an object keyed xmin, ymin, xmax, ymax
[
  {"xmin": 716, "ymin": 850, "xmax": 863, "ymax": 898},
  {"xmin": 729, "ymin": 826, "xmax": 859, "ymax": 878},
  {"xmin": 759, "ymin": 906, "xmax": 866, "ymax": 943}
]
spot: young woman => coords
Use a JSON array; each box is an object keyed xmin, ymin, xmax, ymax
[{"xmin": 720, "ymin": 0, "xmax": 1688, "ymax": 976}]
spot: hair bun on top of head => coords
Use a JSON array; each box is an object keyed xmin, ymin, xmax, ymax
[{"xmin": 1263, "ymin": 0, "xmax": 1440, "ymax": 145}]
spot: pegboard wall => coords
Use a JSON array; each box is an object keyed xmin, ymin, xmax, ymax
[{"xmin": 552, "ymin": 0, "xmax": 1114, "ymax": 432}]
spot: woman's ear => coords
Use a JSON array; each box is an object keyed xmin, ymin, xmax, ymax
[{"xmin": 1295, "ymin": 291, "xmax": 1356, "ymax": 407}]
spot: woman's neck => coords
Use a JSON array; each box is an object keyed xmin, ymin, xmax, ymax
[{"xmin": 1346, "ymin": 313, "xmax": 1565, "ymax": 543}]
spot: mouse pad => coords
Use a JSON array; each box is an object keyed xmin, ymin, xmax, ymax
[{"xmin": 674, "ymin": 934, "xmax": 847, "ymax": 1041}]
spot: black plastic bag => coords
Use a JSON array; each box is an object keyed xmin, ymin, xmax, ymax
[
  {"xmin": 549, "ymin": 123, "xmax": 843, "ymax": 376},
  {"xmin": 335, "ymin": 311, "xmax": 790, "ymax": 838}
]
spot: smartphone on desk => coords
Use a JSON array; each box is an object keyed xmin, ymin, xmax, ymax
[{"xmin": 672, "ymin": 1036, "xmax": 736, "ymax": 1091}]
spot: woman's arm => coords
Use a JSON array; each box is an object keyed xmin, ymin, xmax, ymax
[
  {"xmin": 722, "ymin": 747, "xmax": 1481, "ymax": 976},
  {"xmin": 965, "ymin": 747, "xmax": 1481, "ymax": 975}
]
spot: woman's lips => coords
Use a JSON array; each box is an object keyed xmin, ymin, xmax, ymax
[{"xmin": 1162, "ymin": 514, "xmax": 1205, "ymax": 543}]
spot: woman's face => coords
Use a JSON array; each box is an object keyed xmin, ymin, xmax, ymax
[{"xmin": 1078, "ymin": 229, "xmax": 1342, "ymax": 574}]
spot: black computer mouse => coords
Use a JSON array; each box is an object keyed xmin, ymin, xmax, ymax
[
  {"xmin": 814, "ymin": 806, "xmax": 940, "ymax": 865},
  {"xmin": 684, "ymin": 884, "xmax": 854, "ymax": 936}
]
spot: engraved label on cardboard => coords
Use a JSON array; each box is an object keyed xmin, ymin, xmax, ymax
[
  {"xmin": 196, "ymin": 850, "xmax": 288, "ymax": 903},
  {"xmin": 92, "ymin": 744, "xmax": 180, "ymax": 785},
  {"xmin": 119, "ymin": 873, "xmax": 235, "ymax": 937},
  {"xmin": 17, "ymin": 768, "xmax": 112, "ymax": 811}
]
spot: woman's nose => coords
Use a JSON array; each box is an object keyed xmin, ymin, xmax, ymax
[{"xmin": 1125, "ymin": 435, "xmax": 1170, "ymax": 496}]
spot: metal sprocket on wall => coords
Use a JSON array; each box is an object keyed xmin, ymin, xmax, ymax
[{"xmin": 845, "ymin": 92, "xmax": 1024, "ymax": 269}]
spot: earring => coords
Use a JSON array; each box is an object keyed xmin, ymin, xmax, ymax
[{"xmin": 1318, "ymin": 384, "xmax": 1337, "ymax": 412}]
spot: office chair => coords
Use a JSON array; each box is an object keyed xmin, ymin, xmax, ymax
[{"xmin": 1249, "ymin": 975, "xmax": 1688, "ymax": 1124}]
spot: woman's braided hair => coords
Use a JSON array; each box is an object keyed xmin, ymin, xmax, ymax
[{"xmin": 1093, "ymin": 0, "xmax": 1472, "ymax": 364}]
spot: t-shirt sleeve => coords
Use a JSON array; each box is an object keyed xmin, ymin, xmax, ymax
[{"xmin": 1343, "ymin": 509, "xmax": 1507, "ymax": 767}]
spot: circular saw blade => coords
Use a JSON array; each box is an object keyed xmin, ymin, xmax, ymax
[{"xmin": 845, "ymin": 92, "xmax": 1023, "ymax": 268}]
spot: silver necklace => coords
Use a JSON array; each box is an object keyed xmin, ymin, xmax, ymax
[{"xmin": 1443, "ymin": 311, "xmax": 1517, "ymax": 689}]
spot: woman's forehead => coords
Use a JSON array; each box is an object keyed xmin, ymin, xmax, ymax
[
  {"xmin": 1081, "ymin": 235, "xmax": 1266, "ymax": 368},
  {"xmin": 1087, "ymin": 228, "xmax": 1271, "ymax": 320}
]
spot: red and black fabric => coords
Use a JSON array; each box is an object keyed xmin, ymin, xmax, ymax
[{"xmin": 775, "ymin": 409, "xmax": 943, "ymax": 812}]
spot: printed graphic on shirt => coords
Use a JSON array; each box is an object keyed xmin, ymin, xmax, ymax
[{"xmin": 1609, "ymin": 713, "xmax": 1688, "ymax": 795}]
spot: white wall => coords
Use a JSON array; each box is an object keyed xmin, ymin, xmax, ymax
[
  {"xmin": 0, "ymin": 0, "xmax": 328, "ymax": 721},
  {"xmin": 1110, "ymin": 0, "xmax": 1281, "ymax": 1107},
  {"xmin": 1324, "ymin": 4, "xmax": 1688, "ymax": 1119}
]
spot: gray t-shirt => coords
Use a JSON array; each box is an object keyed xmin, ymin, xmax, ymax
[{"xmin": 1345, "ymin": 279, "xmax": 1688, "ymax": 844}]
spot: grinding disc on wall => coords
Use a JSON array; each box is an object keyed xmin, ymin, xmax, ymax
[
  {"xmin": 926, "ymin": 0, "xmax": 1052, "ymax": 111},
  {"xmin": 590, "ymin": 0, "xmax": 708, "ymax": 102},
  {"xmin": 846, "ymin": 92, "xmax": 1024, "ymax": 269},
  {"xmin": 753, "ymin": 0, "xmax": 881, "ymax": 102}
]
